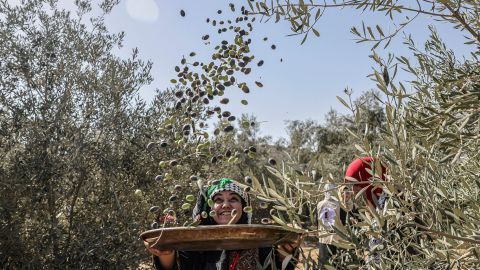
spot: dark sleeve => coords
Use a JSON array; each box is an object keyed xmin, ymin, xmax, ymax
[{"xmin": 153, "ymin": 250, "xmax": 223, "ymax": 270}]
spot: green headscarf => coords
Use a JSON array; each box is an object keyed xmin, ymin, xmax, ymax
[{"xmin": 207, "ymin": 178, "xmax": 245, "ymax": 200}]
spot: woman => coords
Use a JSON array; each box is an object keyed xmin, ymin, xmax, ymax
[
  {"xmin": 316, "ymin": 184, "xmax": 360, "ymax": 269},
  {"xmin": 145, "ymin": 178, "xmax": 298, "ymax": 270}
]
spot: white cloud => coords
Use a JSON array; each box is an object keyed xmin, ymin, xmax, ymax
[{"xmin": 125, "ymin": 0, "xmax": 159, "ymax": 23}]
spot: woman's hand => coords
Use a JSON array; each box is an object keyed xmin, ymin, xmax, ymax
[
  {"xmin": 144, "ymin": 241, "xmax": 175, "ymax": 269},
  {"xmin": 276, "ymin": 238, "xmax": 302, "ymax": 260},
  {"xmin": 277, "ymin": 242, "xmax": 298, "ymax": 255},
  {"xmin": 276, "ymin": 240, "xmax": 301, "ymax": 270}
]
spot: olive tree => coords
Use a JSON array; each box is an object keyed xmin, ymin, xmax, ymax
[{"xmin": 0, "ymin": 0, "xmax": 163, "ymax": 267}]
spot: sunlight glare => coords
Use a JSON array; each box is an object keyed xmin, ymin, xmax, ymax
[{"xmin": 125, "ymin": 0, "xmax": 159, "ymax": 23}]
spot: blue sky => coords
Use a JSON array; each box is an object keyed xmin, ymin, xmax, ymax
[{"xmin": 87, "ymin": 1, "xmax": 475, "ymax": 139}]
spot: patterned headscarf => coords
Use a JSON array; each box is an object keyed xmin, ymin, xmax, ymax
[{"xmin": 207, "ymin": 178, "xmax": 247, "ymax": 201}]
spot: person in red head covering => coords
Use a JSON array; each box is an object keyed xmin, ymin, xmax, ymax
[{"xmin": 344, "ymin": 156, "xmax": 387, "ymax": 209}]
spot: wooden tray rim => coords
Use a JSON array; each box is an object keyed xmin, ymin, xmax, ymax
[{"xmin": 140, "ymin": 224, "xmax": 306, "ymax": 241}]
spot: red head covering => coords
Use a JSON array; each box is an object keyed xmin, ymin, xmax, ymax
[{"xmin": 345, "ymin": 156, "xmax": 386, "ymax": 207}]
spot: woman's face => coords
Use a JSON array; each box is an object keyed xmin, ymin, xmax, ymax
[
  {"xmin": 340, "ymin": 186, "xmax": 354, "ymax": 210},
  {"xmin": 211, "ymin": 191, "xmax": 243, "ymax": 225}
]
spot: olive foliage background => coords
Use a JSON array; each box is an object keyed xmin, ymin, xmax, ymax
[
  {"xmin": 244, "ymin": 0, "xmax": 479, "ymax": 269},
  {"xmin": 0, "ymin": 0, "xmax": 174, "ymax": 267},
  {"xmin": 1, "ymin": 0, "xmax": 479, "ymax": 269}
]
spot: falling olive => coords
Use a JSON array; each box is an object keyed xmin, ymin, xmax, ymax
[
  {"xmin": 155, "ymin": 175, "xmax": 163, "ymax": 182},
  {"xmin": 180, "ymin": 10, "xmax": 186, "ymax": 17},
  {"xmin": 149, "ymin": 206, "xmax": 160, "ymax": 213},
  {"xmin": 220, "ymin": 98, "xmax": 229, "ymax": 104},
  {"xmin": 146, "ymin": 142, "xmax": 156, "ymax": 151},
  {"xmin": 241, "ymin": 85, "xmax": 250, "ymax": 93},
  {"xmin": 175, "ymin": 101, "xmax": 182, "ymax": 110},
  {"xmin": 174, "ymin": 90, "xmax": 183, "ymax": 98},
  {"xmin": 221, "ymin": 111, "xmax": 231, "ymax": 117},
  {"xmin": 243, "ymin": 206, "xmax": 253, "ymax": 213},
  {"xmin": 207, "ymin": 199, "xmax": 214, "ymax": 207},
  {"xmin": 268, "ymin": 158, "xmax": 277, "ymax": 166}
]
